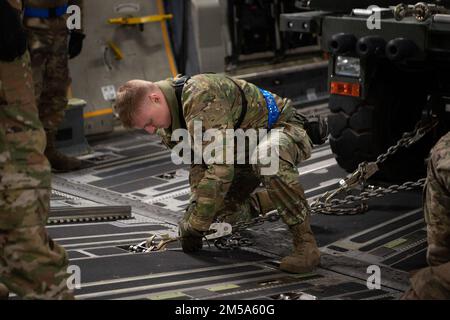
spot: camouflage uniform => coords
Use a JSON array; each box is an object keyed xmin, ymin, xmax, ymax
[
  {"xmin": 157, "ymin": 73, "xmax": 313, "ymax": 232},
  {"xmin": 0, "ymin": 0, "xmax": 73, "ymax": 299},
  {"xmin": 404, "ymin": 132, "xmax": 450, "ymax": 299},
  {"xmin": 23, "ymin": 0, "xmax": 86, "ymax": 172},
  {"xmin": 23, "ymin": 0, "xmax": 82, "ymax": 131}
]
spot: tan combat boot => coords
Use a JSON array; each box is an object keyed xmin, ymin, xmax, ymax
[
  {"xmin": 44, "ymin": 130, "xmax": 83, "ymax": 172},
  {"xmin": 280, "ymin": 215, "xmax": 321, "ymax": 273},
  {"xmin": 0, "ymin": 283, "xmax": 9, "ymax": 300}
]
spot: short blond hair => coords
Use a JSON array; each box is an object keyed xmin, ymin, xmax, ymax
[{"xmin": 114, "ymin": 80, "xmax": 153, "ymax": 128}]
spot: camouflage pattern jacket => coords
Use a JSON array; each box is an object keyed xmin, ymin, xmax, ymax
[{"xmin": 156, "ymin": 73, "xmax": 308, "ymax": 231}]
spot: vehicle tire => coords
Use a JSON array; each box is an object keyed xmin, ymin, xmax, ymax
[{"xmin": 328, "ymin": 60, "xmax": 433, "ymax": 182}]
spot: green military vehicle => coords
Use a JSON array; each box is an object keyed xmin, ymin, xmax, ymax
[{"xmin": 281, "ymin": 0, "xmax": 450, "ymax": 181}]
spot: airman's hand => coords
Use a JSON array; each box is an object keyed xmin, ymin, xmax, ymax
[{"xmin": 178, "ymin": 218, "xmax": 204, "ymax": 253}]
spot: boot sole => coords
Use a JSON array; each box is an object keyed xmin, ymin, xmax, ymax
[
  {"xmin": 279, "ymin": 262, "xmax": 320, "ymax": 274},
  {"xmin": 279, "ymin": 256, "xmax": 321, "ymax": 274}
]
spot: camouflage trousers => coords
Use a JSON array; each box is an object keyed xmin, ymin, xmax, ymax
[
  {"xmin": 0, "ymin": 52, "xmax": 73, "ymax": 299},
  {"xmin": 407, "ymin": 131, "xmax": 450, "ymax": 299},
  {"xmin": 424, "ymin": 131, "xmax": 450, "ymax": 266},
  {"xmin": 188, "ymin": 115, "xmax": 313, "ymax": 228},
  {"xmin": 26, "ymin": 28, "xmax": 69, "ymax": 132}
]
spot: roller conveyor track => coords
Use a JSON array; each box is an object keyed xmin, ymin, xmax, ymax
[{"xmin": 48, "ymin": 205, "xmax": 132, "ymax": 224}]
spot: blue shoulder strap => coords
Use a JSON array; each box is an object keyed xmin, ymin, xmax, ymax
[{"xmin": 258, "ymin": 87, "xmax": 280, "ymax": 129}]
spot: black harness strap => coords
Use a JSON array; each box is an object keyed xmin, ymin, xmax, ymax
[
  {"xmin": 172, "ymin": 75, "xmax": 248, "ymax": 130},
  {"xmin": 173, "ymin": 76, "xmax": 190, "ymax": 129},
  {"xmin": 225, "ymin": 76, "xmax": 248, "ymax": 130}
]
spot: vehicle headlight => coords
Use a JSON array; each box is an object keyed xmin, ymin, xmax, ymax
[{"xmin": 335, "ymin": 56, "xmax": 361, "ymax": 78}]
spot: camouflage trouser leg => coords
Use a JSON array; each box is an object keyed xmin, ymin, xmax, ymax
[
  {"xmin": 423, "ymin": 131, "xmax": 450, "ymax": 266},
  {"xmin": 251, "ymin": 122, "xmax": 312, "ymax": 227},
  {"xmin": 27, "ymin": 29, "xmax": 69, "ymax": 132},
  {"xmin": 0, "ymin": 52, "xmax": 73, "ymax": 299},
  {"xmin": 0, "ymin": 224, "xmax": 74, "ymax": 300},
  {"xmin": 406, "ymin": 132, "xmax": 450, "ymax": 299},
  {"xmin": 215, "ymin": 165, "xmax": 262, "ymax": 225},
  {"xmin": 187, "ymin": 164, "xmax": 275, "ymax": 226}
]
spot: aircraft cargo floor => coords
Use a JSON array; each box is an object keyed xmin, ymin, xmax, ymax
[{"xmin": 44, "ymin": 128, "xmax": 426, "ymax": 300}]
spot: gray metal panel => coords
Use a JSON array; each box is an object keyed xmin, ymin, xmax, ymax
[
  {"xmin": 350, "ymin": 210, "xmax": 424, "ymax": 243},
  {"xmin": 69, "ymin": 0, "xmax": 173, "ymax": 135},
  {"xmin": 47, "ymin": 223, "xmax": 165, "ymax": 239},
  {"xmin": 359, "ymin": 224, "xmax": 426, "ymax": 252},
  {"xmin": 94, "ymin": 156, "xmax": 172, "ymax": 178},
  {"xmin": 154, "ymin": 179, "xmax": 189, "ymax": 191},
  {"xmin": 108, "ymin": 177, "xmax": 167, "ymax": 193},
  {"xmin": 189, "ymin": 0, "xmax": 226, "ymax": 73},
  {"xmin": 280, "ymin": 11, "xmax": 331, "ymax": 33},
  {"xmin": 56, "ymin": 100, "xmax": 91, "ymax": 156},
  {"xmin": 57, "ymin": 233, "xmax": 153, "ymax": 246},
  {"xmin": 308, "ymin": 0, "xmax": 425, "ymax": 11},
  {"xmin": 89, "ymin": 163, "xmax": 186, "ymax": 188},
  {"xmin": 116, "ymin": 144, "xmax": 164, "ymax": 157},
  {"xmin": 238, "ymin": 61, "xmax": 329, "ymax": 107}
]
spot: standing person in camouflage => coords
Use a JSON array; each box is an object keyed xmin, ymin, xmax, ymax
[
  {"xmin": 23, "ymin": 0, "xmax": 86, "ymax": 171},
  {"xmin": 0, "ymin": 0, "xmax": 74, "ymax": 299},
  {"xmin": 114, "ymin": 73, "xmax": 323, "ymax": 274},
  {"xmin": 402, "ymin": 131, "xmax": 450, "ymax": 299}
]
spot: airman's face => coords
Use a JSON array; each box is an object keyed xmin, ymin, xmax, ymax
[{"xmin": 132, "ymin": 92, "xmax": 171, "ymax": 134}]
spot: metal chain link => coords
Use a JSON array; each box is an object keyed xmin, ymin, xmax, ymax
[
  {"xmin": 230, "ymin": 211, "xmax": 281, "ymax": 233},
  {"xmin": 311, "ymin": 116, "xmax": 438, "ymax": 216},
  {"xmin": 310, "ymin": 178, "xmax": 426, "ymax": 216},
  {"xmin": 213, "ymin": 211, "xmax": 281, "ymax": 249},
  {"xmin": 375, "ymin": 118, "xmax": 438, "ymax": 165},
  {"xmin": 393, "ymin": 2, "xmax": 450, "ymax": 22}
]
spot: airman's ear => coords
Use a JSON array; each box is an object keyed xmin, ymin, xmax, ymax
[{"xmin": 150, "ymin": 93, "xmax": 160, "ymax": 104}]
